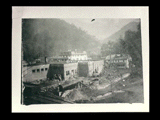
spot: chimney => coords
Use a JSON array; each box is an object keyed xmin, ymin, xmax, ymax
[
  {"xmin": 45, "ymin": 56, "xmax": 47, "ymax": 64},
  {"xmin": 75, "ymin": 49, "xmax": 77, "ymax": 53}
]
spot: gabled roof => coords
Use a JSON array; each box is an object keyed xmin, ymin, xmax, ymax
[
  {"xmin": 105, "ymin": 54, "xmax": 116, "ymax": 59},
  {"xmin": 106, "ymin": 54, "xmax": 131, "ymax": 60}
]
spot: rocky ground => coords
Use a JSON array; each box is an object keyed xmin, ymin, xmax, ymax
[
  {"xmin": 23, "ymin": 68, "xmax": 144, "ymax": 104},
  {"xmin": 62, "ymin": 68, "xmax": 144, "ymax": 103}
]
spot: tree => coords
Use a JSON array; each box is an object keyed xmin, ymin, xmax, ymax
[
  {"xmin": 120, "ymin": 22, "xmax": 142, "ymax": 77},
  {"xmin": 101, "ymin": 41, "xmax": 115, "ymax": 57}
]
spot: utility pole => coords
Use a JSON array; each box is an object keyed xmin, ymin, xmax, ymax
[
  {"xmin": 108, "ymin": 43, "xmax": 113, "ymax": 94},
  {"xmin": 109, "ymin": 74, "xmax": 112, "ymax": 93},
  {"xmin": 108, "ymin": 42, "xmax": 113, "ymax": 68}
]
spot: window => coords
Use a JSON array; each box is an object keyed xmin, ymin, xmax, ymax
[
  {"xmin": 114, "ymin": 60, "xmax": 118, "ymax": 63},
  {"xmin": 119, "ymin": 60, "xmax": 123, "ymax": 62},
  {"xmin": 37, "ymin": 69, "xmax": 40, "ymax": 72},
  {"xmin": 32, "ymin": 69, "xmax": 36, "ymax": 73},
  {"xmin": 41, "ymin": 68, "xmax": 44, "ymax": 71},
  {"xmin": 66, "ymin": 71, "xmax": 70, "ymax": 75},
  {"xmin": 45, "ymin": 68, "xmax": 48, "ymax": 71}
]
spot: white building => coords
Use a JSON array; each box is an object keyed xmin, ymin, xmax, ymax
[
  {"xmin": 60, "ymin": 50, "xmax": 88, "ymax": 61},
  {"xmin": 105, "ymin": 54, "xmax": 132, "ymax": 68},
  {"xmin": 22, "ymin": 64, "xmax": 50, "ymax": 82}
]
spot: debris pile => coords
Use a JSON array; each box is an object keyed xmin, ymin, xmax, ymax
[{"xmin": 64, "ymin": 88, "xmax": 90, "ymax": 102}]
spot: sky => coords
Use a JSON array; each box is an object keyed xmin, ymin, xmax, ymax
[{"xmin": 61, "ymin": 18, "xmax": 140, "ymax": 41}]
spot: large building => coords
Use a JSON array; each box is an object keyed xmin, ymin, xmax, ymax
[
  {"xmin": 22, "ymin": 49, "xmax": 104, "ymax": 82},
  {"xmin": 47, "ymin": 62, "xmax": 78, "ymax": 80},
  {"xmin": 105, "ymin": 54, "xmax": 132, "ymax": 68},
  {"xmin": 46, "ymin": 60, "xmax": 104, "ymax": 80},
  {"xmin": 22, "ymin": 64, "xmax": 50, "ymax": 82},
  {"xmin": 59, "ymin": 50, "xmax": 88, "ymax": 61},
  {"xmin": 47, "ymin": 56, "xmax": 69, "ymax": 63},
  {"xmin": 78, "ymin": 60, "xmax": 104, "ymax": 77},
  {"xmin": 22, "ymin": 60, "xmax": 104, "ymax": 82}
]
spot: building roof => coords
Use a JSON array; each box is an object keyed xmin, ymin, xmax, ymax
[
  {"xmin": 60, "ymin": 51, "xmax": 72, "ymax": 56},
  {"xmin": 60, "ymin": 51, "xmax": 87, "ymax": 56},
  {"xmin": 105, "ymin": 54, "xmax": 116, "ymax": 60},
  {"xmin": 49, "ymin": 57, "xmax": 69, "ymax": 59},
  {"xmin": 106, "ymin": 54, "xmax": 132, "ymax": 60},
  {"xmin": 22, "ymin": 60, "xmax": 28, "ymax": 66},
  {"xmin": 115, "ymin": 62, "xmax": 126, "ymax": 65},
  {"xmin": 49, "ymin": 61, "xmax": 78, "ymax": 65}
]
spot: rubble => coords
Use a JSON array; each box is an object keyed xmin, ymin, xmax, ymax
[{"xmin": 64, "ymin": 88, "xmax": 90, "ymax": 102}]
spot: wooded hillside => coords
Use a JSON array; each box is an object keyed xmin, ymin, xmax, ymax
[{"xmin": 22, "ymin": 19, "xmax": 101, "ymax": 63}]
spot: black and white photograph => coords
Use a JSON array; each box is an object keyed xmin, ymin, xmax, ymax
[{"xmin": 12, "ymin": 7, "xmax": 149, "ymax": 112}]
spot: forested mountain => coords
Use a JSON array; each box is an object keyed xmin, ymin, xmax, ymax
[
  {"xmin": 101, "ymin": 21, "xmax": 142, "ymax": 76},
  {"xmin": 101, "ymin": 21, "xmax": 140, "ymax": 56},
  {"xmin": 102, "ymin": 22, "xmax": 139, "ymax": 43},
  {"xmin": 22, "ymin": 19, "xmax": 101, "ymax": 63}
]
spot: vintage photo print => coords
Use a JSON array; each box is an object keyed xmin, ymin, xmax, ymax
[{"xmin": 12, "ymin": 7, "xmax": 149, "ymax": 112}]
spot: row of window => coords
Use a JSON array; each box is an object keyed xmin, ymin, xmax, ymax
[
  {"xmin": 61, "ymin": 55, "xmax": 69, "ymax": 57},
  {"xmin": 66, "ymin": 69, "xmax": 77, "ymax": 76},
  {"xmin": 72, "ymin": 55, "xmax": 86, "ymax": 57},
  {"xmin": 61, "ymin": 55, "xmax": 87, "ymax": 58},
  {"xmin": 48, "ymin": 59, "xmax": 68, "ymax": 62},
  {"xmin": 32, "ymin": 68, "xmax": 48, "ymax": 73},
  {"xmin": 71, "ymin": 58, "xmax": 87, "ymax": 60},
  {"xmin": 50, "ymin": 58, "xmax": 87, "ymax": 62},
  {"xmin": 61, "ymin": 54, "xmax": 86, "ymax": 57},
  {"xmin": 107, "ymin": 59, "xmax": 127, "ymax": 63}
]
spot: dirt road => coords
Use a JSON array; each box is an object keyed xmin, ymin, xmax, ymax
[
  {"xmin": 63, "ymin": 72, "xmax": 144, "ymax": 103},
  {"xmin": 94, "ymin": 77, "xmax": 144, "ymax": 103}
]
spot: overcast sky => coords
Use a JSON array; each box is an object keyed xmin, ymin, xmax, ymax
[{"xmin": 61, "ymin": 18, "xmax": 140, "ymax": 41}]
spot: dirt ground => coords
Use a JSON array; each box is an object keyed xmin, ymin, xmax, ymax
[
  {"xmin": 62, "ymin": 68, "xmax": 144, "ymax": 103},
  {"xmin": 24, "ymin": 68, "xmax": 144, "ymax": 104},
  {"xmin": 94, "ymin": 78, "xmax": 144, "ymax": 103}
]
